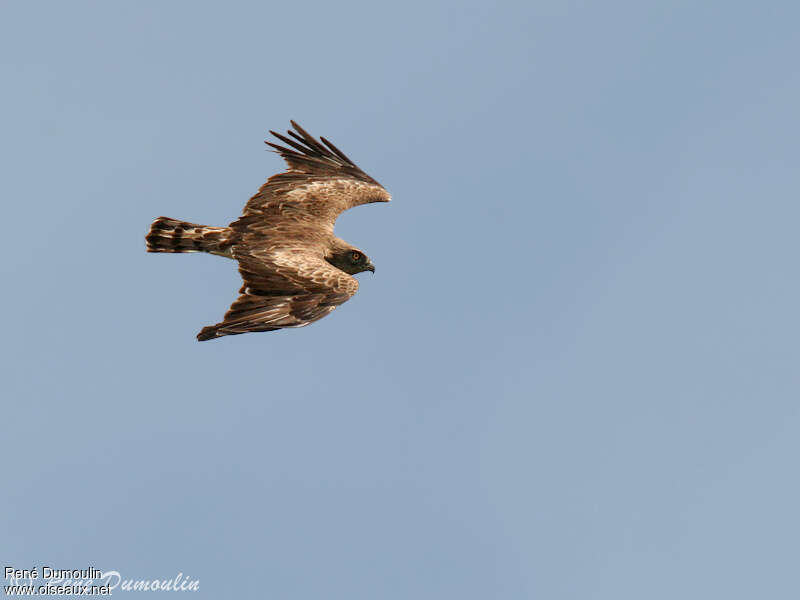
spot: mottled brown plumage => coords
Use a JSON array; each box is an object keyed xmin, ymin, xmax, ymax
[{"xmin": 146, "ymin": 121, "xmax": 390, "ymax": 341}]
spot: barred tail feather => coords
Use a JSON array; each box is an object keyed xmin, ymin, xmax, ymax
[{"xmin": 146, "ymin": 217, "xmax": 233, "ymax": 256}]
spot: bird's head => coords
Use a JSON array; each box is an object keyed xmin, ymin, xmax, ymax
[{"xmin": 326, "ymin": 247, "xmax": 375, "ymax": 275}]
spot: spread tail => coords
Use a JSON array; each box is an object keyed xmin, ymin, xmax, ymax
[{"xmin": 145, "ymin": 217, "xmax": 233, "ymax": 256}]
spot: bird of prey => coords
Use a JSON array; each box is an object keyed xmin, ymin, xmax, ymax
[{"xmin": 145, "ymin": 121, "xmax": 390, "ymax": 341}]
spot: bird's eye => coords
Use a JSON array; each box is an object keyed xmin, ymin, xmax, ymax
[{"xmin": 351, "ymin": 252, "xmax": 361, "ymax": 262}]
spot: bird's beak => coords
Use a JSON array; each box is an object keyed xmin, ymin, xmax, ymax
[{"xmin": 367, "ymin": 262, "xmax": 375, "ymax": 273}]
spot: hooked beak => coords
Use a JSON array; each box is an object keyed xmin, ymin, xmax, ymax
[{"xmin": 366, "ymin": 262, "xmax": 375, "ymax": 273}]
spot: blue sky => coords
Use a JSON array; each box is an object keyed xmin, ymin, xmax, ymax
[{"xmin": 2, "ymin": 1, "xmax": 799, "ymax": 598}]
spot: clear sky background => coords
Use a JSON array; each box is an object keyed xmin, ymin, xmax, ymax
[{"xmin": 2, "ymin": 1, "xmax": 799, "ymax": 598}]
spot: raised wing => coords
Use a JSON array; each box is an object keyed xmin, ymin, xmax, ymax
[
  {"xmin": 241, "ymin": 121, "xmax": 390, "ymax": 232},
  {"xmin": 196, "ymin": 247, "xmax": 359, "ymax": 341}
]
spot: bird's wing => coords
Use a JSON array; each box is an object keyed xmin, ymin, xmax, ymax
[
  {"xmin": 239, "ymin": 121, "xmax": 390, "ymax": 233},
  {"xmin": 197, "ymin": 246, "xmax": 359, "ymax": 341}
]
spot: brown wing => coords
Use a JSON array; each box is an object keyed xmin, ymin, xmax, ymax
[
  {"xmin": 197, "ymin": 246, "xmax": 359, "ymax": 341},
  {"xmin": 239, "ymin": 121, "xmax": 390, "ymax": 233}
]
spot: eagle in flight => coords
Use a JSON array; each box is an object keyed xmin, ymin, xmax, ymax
[{"xmin": 146, "ymin": 121, "xmax": 390, "ymax": 341}]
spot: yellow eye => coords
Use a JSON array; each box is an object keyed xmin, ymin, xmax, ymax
[{"xmin": 352, "ymin": 252, "xmax": 361, "ymax": 261}]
